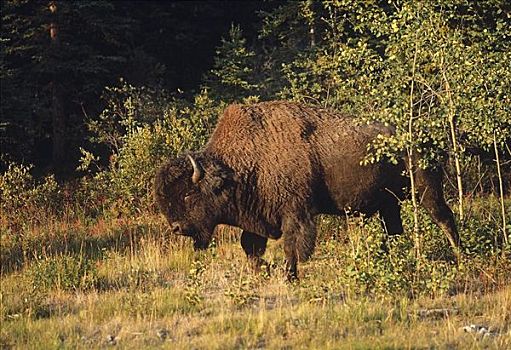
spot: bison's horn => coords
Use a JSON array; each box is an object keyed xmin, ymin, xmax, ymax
[{"xmin": 187, "ymin": 155, "xmax": 203, "ymax": 184}]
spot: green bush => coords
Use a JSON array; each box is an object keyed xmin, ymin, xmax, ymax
[
  {"xmin": 80, "ymin": 82, "xmax": 224, "ymax": 215},
  {"xmin": 0, "ymin": 161, "xmax": 61, "ymax": 222},
  {"xmin": 325, "ymin": 203, "xmax": 460, "ymax": 298},
  {"xmin": 28, "ymin": 254, "xmax": 97, "ymax": 291}
]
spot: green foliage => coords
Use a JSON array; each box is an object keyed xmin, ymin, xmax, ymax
[
  {"xmin": 185, "ymin": 259, "xmax": 206, "ymax": 307},
  {"xmin": 262, "ymin": 0, "xmax": 510, "ymax": 171},
  {"xmin": 224, "ymin": 274, "xmax": 260, "ymax": 308},
  {"xmin": 87, "ymin": 80, "xmax": 172, "ymax": 153},
  {"xmin": 313, "ymin": 197, "xmax": 511, "ymax": 299},
  {"xmin": 460, "ymin": 196, "xmax": 511, "ymax": 255},
  {"xmin": 276, "ymin": 1, "xmax": 384, "ymax": 111},
  {"xmin": 313, "ymin": 200, "xmax": 504, "ymax": 298},
  {"xmin": 80, "ymin": 82, "xmax": 223, "ymax": 214},
  {"xmin": 337, "ymin": 213, "xmax": 458, "ymax": 298},
  {"xmin": 361, "ymin": 0, "xmax": 510, "ymax": 166},
  {"xmin": 207, "ymin": 25, "xmax": 259, "ymax": 102},
  {"xmin": 0, "ymin": 161, "xmax": 60, "ymax": 220},
  {"xmin": 28, "ymin": 254, "xmax": 97, "ymax": 291}
]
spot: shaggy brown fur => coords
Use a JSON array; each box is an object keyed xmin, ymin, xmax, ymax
[{"xmin": 154, "ymin": 101, "xmax": 460, "ymax": 279}]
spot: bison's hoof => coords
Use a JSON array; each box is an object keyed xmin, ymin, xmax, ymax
[
  {"xmin": 286, "ymin": 272, "xmax": 299, "ymax": 283},
  {"xmin": 248, "ymin": 257, "xmax": 272, "ymax": 277}
]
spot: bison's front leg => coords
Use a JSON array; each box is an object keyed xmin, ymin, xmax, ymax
[
  {"xmin": 282, "ymin": 215, "xmax": 317, "ymax": 281},
  {"xmin": 240, "ymin": 230, "xmax": 268, "ymax": 273}
]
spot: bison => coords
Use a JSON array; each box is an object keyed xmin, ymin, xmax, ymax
[{"xmin": 154, "ymin": 101, "xmax": 460, "ymax": 280}]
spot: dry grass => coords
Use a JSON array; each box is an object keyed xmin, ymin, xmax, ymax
[{"xmin": 1, "ymin": 207, "xmax": 510, "ymax": 349}]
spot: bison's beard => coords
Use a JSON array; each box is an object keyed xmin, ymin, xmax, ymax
[{"xmin": 193, "ymin": 237, "xmax": 210, "ymax": 251}]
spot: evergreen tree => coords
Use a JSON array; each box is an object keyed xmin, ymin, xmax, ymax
[
  {"xmin": 206, "ymin": 25, "xmax": 259, "ymax": 102},
  {"xmin": 1, "ymin": 1, "xmax": 137, "ymax": 171}
]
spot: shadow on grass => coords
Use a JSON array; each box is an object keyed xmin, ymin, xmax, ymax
[{"xmin": 0, "ymin": 220, "xmax": 173, "ymax": 275}]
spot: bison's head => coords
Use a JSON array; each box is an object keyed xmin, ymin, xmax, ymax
[{"xmin": 154, "ymin": 154, "xmax": 235, "ymax": 250}]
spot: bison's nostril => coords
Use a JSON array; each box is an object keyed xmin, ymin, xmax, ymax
[{"xmin": 170, "ymin": 222, "xmax": 181, "ymax": 234}]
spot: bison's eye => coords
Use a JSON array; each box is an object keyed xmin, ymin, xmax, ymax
[{"xmin": 184, "ymin": 193, "xmax": 194, "ymax": 204}]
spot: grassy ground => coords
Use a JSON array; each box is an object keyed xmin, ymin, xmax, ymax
[{"xmin": 1, "ymin": 201, "xmax": 510, "ymax": 349}]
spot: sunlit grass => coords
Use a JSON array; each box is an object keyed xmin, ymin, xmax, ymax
[{"xmin": 1, "ymin": 198, "xmax": 510, "ymax": 349}]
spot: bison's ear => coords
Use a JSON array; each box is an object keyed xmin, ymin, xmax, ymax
[{"xmin": 187, "ymin": 155, "xmax": 204, "ymax": 184}]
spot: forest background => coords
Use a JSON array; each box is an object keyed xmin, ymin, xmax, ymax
[{"xmin": 1, "ymin": 1, "xmax": 510, "ymax": 348}]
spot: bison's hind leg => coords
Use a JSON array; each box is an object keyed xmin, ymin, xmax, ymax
[
  {"xmin": 379, "ymin": 195, "xmax": 404, "ymax": 236},
  {"xmin": 241, "ymin": 230, "xmax": 269, "ymax": 273},
  {"xmin": 416, "ymin": 168, "xmax": 461, "ymax": 257},
  {"xmin": 282, "ymin": 215, "xmax": 317, "ymax": 281},
  {"xmin": 378, "ymin": 195, "xmax": 404, "ymax": 253}
]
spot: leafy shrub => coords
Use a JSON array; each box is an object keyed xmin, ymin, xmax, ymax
[
  {"xmin": 224, "ymin": 273, "xmax": 260, "ymax": 308},
  {"xmin": 331, "ymin": 202, "xmax": 460, "ymax": 298},
  {"xmin": 460, "ymin": 196, "xmax": 511, "ymax": 255},
  {"xmin": 185, "ymin": 259, "xmax": 206, "ymax": 307},
  {"xmin": 80, "ymin": 82, "xmax": 224, "ymax": 215},
  {"xmin": 28, "ymin": 255, "xmax": 97, "ymax": 291},
  {"xmin": 0, "ymin": 161, "xmax": 61, "ymax": 222}
]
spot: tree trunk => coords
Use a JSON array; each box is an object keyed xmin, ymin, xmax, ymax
[
  {"xmin": 448, "ymin": 113, "xmax": 464, "ymax": 222},
  {"xmin": 409, "ymin": 41, "xmax": 420, "ymax": 259},
  {"xmin": 442, "ymin": 60, "xmax": 464, "ymax": 223},
  {"xmin": 303, "ymin": 0, "xmax": 316, "ymax": 48},
  {"xmin": 51, "ymin": 81, "xmax": 66, "ymax": 165},
  {"xmin": 493, "ymin": 131, "xmax": 508, "ymax": 249},
  {"xmin": 49, "ymin": 1, "xmax": 66, "ymax": 167}
]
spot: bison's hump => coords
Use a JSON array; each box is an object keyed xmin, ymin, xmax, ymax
[
  {"xmin": 206, "ymin": 101, "xmax": 390, "ymax": 162},
  {"xmin": 202, "ymin": 101, "xmax": 392, "ymax": 212}
]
